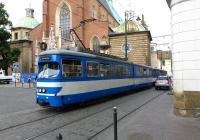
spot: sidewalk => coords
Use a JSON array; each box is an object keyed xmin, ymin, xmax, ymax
[
  {"xmin": 0, "ymin": 82, "xmax": 36, "ymax": 89},
  {"xmin": 105, "ymin": 92, "xmax": 200, "ymax": 140}
]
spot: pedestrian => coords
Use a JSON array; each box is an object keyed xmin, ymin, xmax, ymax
[
  {"xmin": 34, "ymin": 75, "xmax": 37, "ymax": 87},
  {"xmin": 28, "ymin": 74, "xmax": 31, "ymax": 88}
]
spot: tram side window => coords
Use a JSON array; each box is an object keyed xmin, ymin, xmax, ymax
[
  {"xmin": 100, "ymin": 63, "xmax": 109, "ymax": 77},
  {"xmin": 149, "ymin": 69, "xmax": 152, "ymax": 77},
  {"xmin": 152, "ymin": 70, "xmax": 157, "ymax": 77},
  {"xmin": 87, "ymin": 62, "xmax": 99, "ymax": 77},
  {"xmin": 62, "ymin": 59, "xmax": 82, "ymax": 78},
  {"xmin": 124, "ymin": 66, "xmax": 131, "ymax": 77},
  {"xmin": 146, "ymin": 69, "xmax": 150, "ymax": 77},
  {"xmin": 136, "ymin": 67, "xmax": 143, "ymax": 77},
  {"xmin": 143, "ymin": 69, "xmax": 147, "ymax": 77},
  {"xmin": 116, "ymin": 65, "xmax": 122, "ymax": 77},
  {"xmin": 109, "ymin": 64, "xmax": 116, "ymax": 77}
]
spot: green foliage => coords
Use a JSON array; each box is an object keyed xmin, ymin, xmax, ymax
[{"xmin": 0, "ymin": 3, "xmax": 20, "ymax": 74}]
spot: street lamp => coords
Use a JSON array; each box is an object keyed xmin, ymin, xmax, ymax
[
  {"xmin": 157, "ymin": 50, "xmax": 163, "ymax": 70},
  {"xmin": 168, "ymin": 46, "xmax": 172, "ymax": 75},
  {"xmin": 124, "ymin": 11, "xmax": 141, "ymax": 61}
]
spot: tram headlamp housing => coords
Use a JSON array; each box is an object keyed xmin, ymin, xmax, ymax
[
  {"xmin": 41, "ymin": 88, "xmax": 46, "ymax": 93},
  {"xmin": 38, "ymin": 89, "xmax": 42, "ymax": 93},
  {"xmin": 37, "ymin": 88, "xmax": 46, "ymax": 93}
]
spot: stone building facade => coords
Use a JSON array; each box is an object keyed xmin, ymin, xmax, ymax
[
  {"xmin": 109, "ymin": 21, "xmax": 152, "ymax": 66},
  {"xmin": 10, "ymin": 8, "xmax": 40, "ymax": 73},
  {"xmin": 167, "ymin": 0, "xmax": 200, "ymax": 117}
]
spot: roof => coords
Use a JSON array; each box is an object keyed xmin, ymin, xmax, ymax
[
  {"xmin": 109, "ymin": 31, "xmax": 152, "ymax": 41},
  {"xmin": 14, "ymin": 7, "xmax": 39, "ymax": 29},
  {"xmin": 39, "ymin": 49, "xmax": 130, "ymax": 64},
  {"xmin": 39, "ymin": 49, "xmax": 156, "ymax": 69},
  {"xmin": 113, "ymin": 21, "xmax": 146, "ymax": 33},
  {"xmin": 15, "ymin": 17, "xmax": 39, "ymax": 29},
  {"xmin": 98, "ymin": 0, "xmax": 123, "ymax": 24}
]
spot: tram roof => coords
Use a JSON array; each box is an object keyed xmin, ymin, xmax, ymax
[
  {"xmin": 39, "ymin": 49, "xmax": 156, "ymax": 69},
  {"xmin": 40, "ymin": 49, "xmax": 131, "ymax": 64}
]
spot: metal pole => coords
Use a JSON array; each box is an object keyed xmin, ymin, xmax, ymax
[
  {"xmin": 28, "ymin": 74, "xmax": 31, "ymax": 88},
  {"xmin": 125, "ymin": 11, "xmax": 128, "ymax": 61},
  {"xmin": 170, "ymin": 50, "xmax": 172, "ymax": 74},
  {"xmin": 113, "ymin": 107, "xmax": 118, "ymax": 140},
  {"xmin": 29, "ymin": 79, "xmax": 31, "ymax": 88},
  {"xmin": 161, "ymin": 51, "xmax": 163, "ymax": 70},
  {"xmin": 56, "ymin": 133, "xmax": 63, "ymax": 140},
  {"xmin": 15, "ymin": 73, "xmax": 16, "ymax": 87}
]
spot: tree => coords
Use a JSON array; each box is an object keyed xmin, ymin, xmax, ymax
[{"xmin": 0, "ymin": 3, "xmax": 20, "ymax": 75}]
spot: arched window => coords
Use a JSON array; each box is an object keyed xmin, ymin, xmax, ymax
[
  {"xmin": 60, "ymin": 4, "xmax": 70, "ymax": 42},
  {"xmin": 92, "ymin": 37, "xmax": 100, "ymax": 53},
  {"xmin": 91, "ymin": 5, "xmax": 97, "ymax": 19}
]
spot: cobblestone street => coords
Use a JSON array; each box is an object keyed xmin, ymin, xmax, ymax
[{"xmin": 0, "ymin": 85, "xmax": 165, "ymax": 140}]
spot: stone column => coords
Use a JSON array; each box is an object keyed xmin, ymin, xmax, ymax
[{"xmin": 170, "ymin": 0, "xmax": 200, "ymax": 117}]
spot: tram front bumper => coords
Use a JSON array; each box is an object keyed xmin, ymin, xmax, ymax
[{"xmin": 36, "ymin": 93, "xmax": 63, "ymax": 107}]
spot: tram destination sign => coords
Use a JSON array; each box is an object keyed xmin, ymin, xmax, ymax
[{"xmin": 40, "ymin": 56, "xmax": 51, "ymax": 61}]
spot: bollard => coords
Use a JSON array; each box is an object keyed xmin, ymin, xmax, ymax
[
  {"xmin": 15, "ymin": 73, "xmax": 16, "ymax": 87},
  {"xmin": 113, "ymin": 106, "xmax": 118, "ymax": 140},
  {"xmin": 15, "ymin": 79, "xmax": 16, "ymax": 87},
  {"xmin": 28, "ymin": 79, "xmax": 31, "ymax": 88},
  {"xmin": 56, "ymin": 133, "xmax": 63, "ymax": 140}
]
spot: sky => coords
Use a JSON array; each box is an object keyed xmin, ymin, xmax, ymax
[{"xmin": 1, "ymin": 0, "xmax": 171, "ymax": 38}]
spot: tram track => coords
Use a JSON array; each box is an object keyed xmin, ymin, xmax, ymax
[
  {"xmin": 0, "ymin": 107, "xmax": 57, "ymax": 132},
  {"xmin": 87, "ymin": 90, "xmax": 165, "ymax": 140},
  {"xmin": 23, "ymin": 90, "xmax": 165, "ymax": 140},
  {"xmin": 0, "ymin": 95, "xmax": 123, "ymax": 134},
  {"xmin": 0, "ymin": 89, "xmax": 165, "ymax": 140}
]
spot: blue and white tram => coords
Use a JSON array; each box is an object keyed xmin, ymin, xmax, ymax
[{"xmin": 36, "ymin": 49, "xmax": 166, "ymax": 107}]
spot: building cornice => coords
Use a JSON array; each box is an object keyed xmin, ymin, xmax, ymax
[
  {"xmin": 109, "ymin": 30, "xmax": 152, "ymax": 41},
  {"xmin": 10, "ymin": 39, "xmax": 32, "ymax": 44}
]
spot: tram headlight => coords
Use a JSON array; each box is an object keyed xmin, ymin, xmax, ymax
[
  {"xmin": 37, "ymin": 88, "xmax": 46, "ymax": 93},
  {"xmin": 38, "ymin": 89, "xmax": 42, "ymax": 93},
  {"xmin": 41, "ymin": 88, "xmax": 46, "ymax": 93}
]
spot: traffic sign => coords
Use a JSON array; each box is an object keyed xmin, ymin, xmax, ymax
[
  {"xmin": 13, "ymin": 63, "xmax": 19, "ymax": 69},
  {"xmin": 13, "ymin": 63, "xmax": 19, "ymax": 73}
]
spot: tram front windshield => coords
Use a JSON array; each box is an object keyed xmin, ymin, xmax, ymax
[{"xmin": 38, "ymin": 62, "xmax": 60, "ymax": 79}]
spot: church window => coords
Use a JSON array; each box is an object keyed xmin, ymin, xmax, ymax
[
  {"xmin": 25, "ymin": 32, "xmax": 29, "ymax": 37},
  {"xmin": 92, "ymin": 37, "xmax": 100, "ymax": 53},
  {"xmin": 100, "ymin": 14, "xmax": 105, "ymax": 21},
  {"xmin": 14, "ymin": 32, "xmax": 18, "ymax": 40},
  {"xmin": 91, "ymin": 5, "xmax": 97, "ymax": 19},
  {"xmin": 60, "ymin": 4, "xmax": 71, "ymax": 42},
  {"xmin": 162, "ymin": 60, "xmax": 165, "ymax": 66}
]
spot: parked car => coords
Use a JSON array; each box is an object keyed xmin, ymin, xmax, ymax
[
  {"xmin": 155, "ymin": 76, "xmax": 172, "ymax": 90},
  {"xmin": 0, "ymin": 69, "xmax": 13, "ymax": 84}
]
